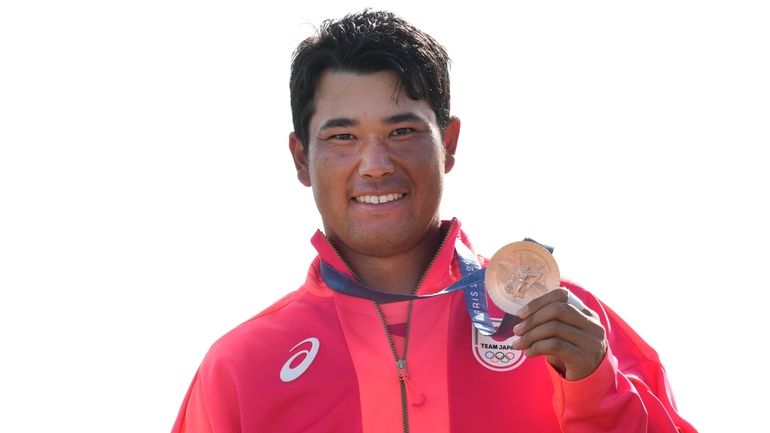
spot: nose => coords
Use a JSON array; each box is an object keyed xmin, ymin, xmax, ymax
[{"xmin": 358, "ymin": 137, "xmax": 395, "ymax": 178}]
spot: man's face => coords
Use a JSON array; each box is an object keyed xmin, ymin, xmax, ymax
[{"xmin": 290, "ymin": 70, "xmax": 459, "ymax": 259}]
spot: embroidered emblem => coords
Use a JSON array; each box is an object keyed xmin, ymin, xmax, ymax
[
  {"xmin": 280, "ymin": 337, "xmax": 320, "ymax": 382},
  {"xmin": 471, "ymin": 319, "xmax": 526, "ymax": 372}
]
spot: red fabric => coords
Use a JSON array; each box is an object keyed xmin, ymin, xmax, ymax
[{"xmin": 171, "ymin": 219, "xmax": 697, "ymax": 433}]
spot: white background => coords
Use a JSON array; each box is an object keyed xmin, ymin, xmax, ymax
[{"xmin": 1, "ymin": 1, "xmax": 768, "ymax": 432}]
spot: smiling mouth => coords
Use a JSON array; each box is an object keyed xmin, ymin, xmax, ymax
[{"xmin": 353, "ymin": 193, "xmax": 405, "ymax": 204}]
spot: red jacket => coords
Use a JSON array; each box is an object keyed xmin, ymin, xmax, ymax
[{"xmin": 172, "ymin": 219, "xmax": 697, "ymax": 433}]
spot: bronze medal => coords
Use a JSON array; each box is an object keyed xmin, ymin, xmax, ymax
[{"xmin": 484, "ymin": 241, "xmax": 561, "ymax": 316}]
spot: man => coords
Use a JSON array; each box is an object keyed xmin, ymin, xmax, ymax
[{"xmin": 171, "ymin": 10, "xmax": 696, "ymax": 433}]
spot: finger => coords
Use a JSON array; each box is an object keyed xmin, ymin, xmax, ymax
[
  {"xmin": 524, "ymin": 336, "xmax": 582, "ymax": 360},
  {"xmin": 514, "ymin": 300, "xmax": 604, "ymax": 339},
  {"xmin": 518, "ymin": 287, "xmax": 570, "ymax": 318},
  {"xmin": 512, "ymin": 319, "xmax": 604, "ymax": 354},
  {"xmin": 566, "ymin": 290, "xmax": 595, "ymax": 317},
  {"xmin": 512, "ymin": 320, "xmax": 607, "ymax": 380},
  {"xmin": 527, "ymin": 336, "xmax": 607, "ymax": 380}
]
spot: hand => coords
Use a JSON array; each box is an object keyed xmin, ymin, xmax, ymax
[{"xmin": 511, "ymin": 288, "xmax": 607, "ymax": 380}]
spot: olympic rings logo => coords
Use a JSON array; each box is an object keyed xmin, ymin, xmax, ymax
[{"xmin": 484, "ymin": 351, "xmax": 516, "ymax": 364}]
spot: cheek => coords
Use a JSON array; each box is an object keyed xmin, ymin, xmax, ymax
[
  {"xmin": 393, "ymin": 141, "xmax": 443, "ymax": 166},
  {"xmin": 309, "ymin": 153, "xmax": 349, "ymax": 199},
  {"xmin": 307, "ymin": 150, "xmax": 331, "ymax": 185},
  {"xmin": 407, "ymin": 151, "xmax": 445, "ymax": 181}
]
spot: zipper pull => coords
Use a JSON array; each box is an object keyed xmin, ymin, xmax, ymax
[{"xmin": 396, "ymin": 359, "xmax": 426, "ymax": 407}]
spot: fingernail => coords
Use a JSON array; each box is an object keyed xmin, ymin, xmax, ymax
[
  {"xmin": 513, "ymin": 323, "xmax": 523, "ymax": 335},
  {"xmin": 511, "ymin": 335, "xmax": 522, "ymax": 349}
]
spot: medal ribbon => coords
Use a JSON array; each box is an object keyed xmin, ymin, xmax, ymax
[{"xmin": 319, "ymin": 238, "xmax": 553, "ymax": 338}]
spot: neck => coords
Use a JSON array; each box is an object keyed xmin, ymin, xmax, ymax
[{"xmin": 333, "ymin": 223, "xmax": 447, "ymax": 295}]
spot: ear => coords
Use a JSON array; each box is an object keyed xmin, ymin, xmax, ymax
[
  {"xmin": 289, "ymin": 132, "xmax": 312, "ymax": 187},
  {"xmin": 442, "ymin": 117, "xmax": 461, "ymax": 174}
]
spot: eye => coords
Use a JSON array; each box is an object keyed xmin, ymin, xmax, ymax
[
  {"xmin": 391, "ymin": 127, "xmax": 414, "ymax": 137},
  {"xmin": 328, "ymin": 133, "xmax": 356, "ymax": 141}
]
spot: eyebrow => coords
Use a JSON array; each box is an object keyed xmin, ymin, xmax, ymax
[
  {"xmin": 384, "ymin": 112, "xmax": 427, "ymax": 126},
  {"xmin": 318, "ymin": 112, "xmax": 428, "ymax": 132},
  {"xmin": 319, "ymin": 118, "xmax": 357, "ymax": 131}
]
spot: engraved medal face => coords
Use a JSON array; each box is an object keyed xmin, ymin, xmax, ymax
[{"xmin": 484, "ymin": 241, "xmax": 561, "ymax": 316}]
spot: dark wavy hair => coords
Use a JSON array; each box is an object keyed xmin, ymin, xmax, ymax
[{"xmin": 289, "ymin": 10, "xmax": 451, "ymax": 149}]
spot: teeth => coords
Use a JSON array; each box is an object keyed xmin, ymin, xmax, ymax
[{"xmin": 355, "ymin": 193, "xmax": 404, "ymax": 204}]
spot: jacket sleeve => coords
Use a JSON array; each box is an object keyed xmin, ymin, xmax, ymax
[{"xmin": 549, "ymin": 282, "xmax": 698, "ymax": 433}]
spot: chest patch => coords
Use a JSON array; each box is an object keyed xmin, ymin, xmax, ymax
[
  {"xmin": 280, "ymin": 337, "xmax": 320, "ymax": 382},
  {"xmin": 471, "ymin": 319, "xmax": 526, "ymax": 371}
]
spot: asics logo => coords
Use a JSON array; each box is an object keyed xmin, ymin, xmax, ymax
[{"xmin": 280, "ymin": 337, "xmax": 320, "ymax": 383}]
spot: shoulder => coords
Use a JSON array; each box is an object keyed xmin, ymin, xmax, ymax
[
  {"xmin": 204, "ymin": 288, "xmax": 330, "ymax": 362},
  {"xmin": 196, "ymin": 256, "xmax": 339, "ymax": 371}
]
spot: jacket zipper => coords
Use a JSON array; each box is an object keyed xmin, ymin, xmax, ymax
[{"xmin": 321, "ymin": 219, "xmax": 456, "ymax": 433}]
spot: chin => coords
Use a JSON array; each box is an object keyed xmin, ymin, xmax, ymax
[
  {"xmin": 345, "ymin": 229, "xmax": 418, "ymax": 257},
  {"xmin": 349, "ymin": 218, "xmax": 440, "ymax": 257}
]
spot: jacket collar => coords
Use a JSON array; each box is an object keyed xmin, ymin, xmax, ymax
[{"xmin": 306, "ymin": 218, "xmax": 471, "ymax": 298}]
